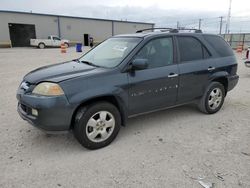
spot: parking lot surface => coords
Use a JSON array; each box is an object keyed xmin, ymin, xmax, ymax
[{"xmin": 0, "ymin": 47, "xmax": 249, "ymax": 188}]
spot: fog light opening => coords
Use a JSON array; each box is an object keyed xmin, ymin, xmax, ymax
[{"xmin": 32, "ymin": 108, "xmax": 38, "ymax": 116}]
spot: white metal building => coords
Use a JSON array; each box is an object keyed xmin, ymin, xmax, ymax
[{"xmin": 0, "ymin": 10, "xmax": 154, "ymax": 47}]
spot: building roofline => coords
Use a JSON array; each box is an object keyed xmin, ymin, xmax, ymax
[{"xmin": 0, "ymin": 10, "xmax": 155, "ymax": 25}]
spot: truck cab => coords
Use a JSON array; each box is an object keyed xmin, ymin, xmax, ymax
[{"xmin": 30, "ymin": 35, "xmax": 69, "ymax": 49}]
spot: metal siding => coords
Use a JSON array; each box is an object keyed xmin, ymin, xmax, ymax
[
  {"xmin": 0, "ymin": 12, "xmax": 58, "ymax": 41},
  {"xmin": 0, "ymin": 10, "xmax": 154, "ymax": 25},
  {"xmin": 113, "ymin": 22, "xmax": 154, "ymax": 35},
  {"xmin": 0, "ymin": 11, "xmax": 154, "ymax": 44},
  {"xmin": 59, "ymin": 17, "xmax": 112, "ymax": 42}
]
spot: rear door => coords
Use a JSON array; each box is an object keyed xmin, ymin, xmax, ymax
[
  {"xmin": 128, "ymin": 37, "xmax": 179, "ymax": 115},
  {"xmin": 176, "ymin": 36, "xmax": 212, "ymax": 103}
]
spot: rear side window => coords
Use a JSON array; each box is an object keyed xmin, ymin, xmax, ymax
[
  {"xmin": 203, "ymin": 35, "xmax": 234, "ymax": 57},
  {"xmin": 177, "ymin": 37, "xmax": 210, "ymax": 62}
]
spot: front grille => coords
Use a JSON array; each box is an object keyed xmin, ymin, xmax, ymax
[
  {"xmin": 20, "ymin": 104, "xmax": 28, "ymax": 113},
  {"xmin": 20, "ymin": 104, "xmax": 32, "ymax": 115}
]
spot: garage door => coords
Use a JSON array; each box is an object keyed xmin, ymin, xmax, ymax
[{"xmin": 8, "ymin": 23, "xmax": 36, "ymax": 47}]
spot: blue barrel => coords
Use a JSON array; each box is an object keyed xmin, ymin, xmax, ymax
[{"xmin": 76, "ymin": 43, "xmax": 82, "ymax": 52}]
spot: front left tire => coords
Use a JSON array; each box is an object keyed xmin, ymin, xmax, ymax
[{"xmin": 73, "ymin": 102, "xmax": 121, "ymax": 150}]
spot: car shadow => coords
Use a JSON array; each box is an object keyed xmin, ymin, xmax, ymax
[
  {"xmin": 119, "ymin": 104, "xmax": 199, "ymax": 137},
  {"xmin": 25, "ymin": 104, "xmax": 199, "ymax": 152}
]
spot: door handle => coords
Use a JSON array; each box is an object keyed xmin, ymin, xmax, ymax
[
  {"xmin": 168, "ymin": 73, "xmax": 178, "ymax": 78},
  {"xmin": 207, "ymin": 66, "xmax": 215, "ymax": 71}
]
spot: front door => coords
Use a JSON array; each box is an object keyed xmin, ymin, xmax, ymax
[
  {"xmin": 52, "ymin": 36, "xmax": 62, "ymax": 46},
  {"xmin": 128, "ymin": 37, "xmax": 179, "ymax": 115}
]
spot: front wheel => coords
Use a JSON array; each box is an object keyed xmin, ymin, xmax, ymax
[
  {"xmin": 198, "ymin": 82, "xmax": 225, "ymax": 114},
  {"xmin": 73, "ymin": 102, "xmax": 121, "ymax": 150}
]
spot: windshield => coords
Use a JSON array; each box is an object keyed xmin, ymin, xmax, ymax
[{"xmin": 79, "ymin": 37, "xmax": 142, "ymax": 68}]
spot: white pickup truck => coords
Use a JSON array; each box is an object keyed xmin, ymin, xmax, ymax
[{"xmin": 30, "ymin": 35, "xmax": 70, "ymax": 49}]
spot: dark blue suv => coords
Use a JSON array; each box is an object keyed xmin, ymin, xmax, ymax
[{"xmin": 17, "ymin": 28, "xmax": 239, "ymax": 149}]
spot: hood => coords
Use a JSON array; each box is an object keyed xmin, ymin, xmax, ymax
[{"xmin": 24, "ymin": 60, "xmax": 101, "ymax": 84}]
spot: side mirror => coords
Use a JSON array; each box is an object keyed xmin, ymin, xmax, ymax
[
  {"xmin": 130, "ymin": 58, "xmax": 148, "ymax": 70},
  {"xmin": 245, "ymin": 61, "xmax": 250, "ymax": 67}
]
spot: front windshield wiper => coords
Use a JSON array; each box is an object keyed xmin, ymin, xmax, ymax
[
  {"xmin": 72, "ymin": 59, "xmax": 80, "ymax": 63},
  {"xmin": 80, "ymin": 60, "xmax": 101, "ymax": 68}
]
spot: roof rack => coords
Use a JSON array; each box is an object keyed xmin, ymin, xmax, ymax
[
  {"xmin": 136, "ymin": 27, "xmax": 173, "ymax": 33},
  {"xmin": 136, "ymin": 28, "xmax": 202, "ymax": 33},
  {"xmin": 177, "ymin": 28, "xmax": 202, "ymax": 33}
]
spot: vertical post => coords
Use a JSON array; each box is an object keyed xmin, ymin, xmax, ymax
[
  {"xmin": 229, "ymin": 33, "xmax": 233, "ymax": 46},
  {"xmin": 57, "ymin": 16, "xmax": 61, "ymax": 38},
  {"xmin": 198, "ymin": 19, "xmax": 202, "ymax": 30},
  {"xmin": 219, "ymin": 16, "xmax": 223, "ymax": 35},
  {"xmin": 243, "ymin": 33, "xmax": 245, "ymax": 50},
  {"xmin": 177, "ymin": 21, "xmax": 179, "ymax": 29},
  {"xmin": 225, "ymin": 0, "xmax": 232, "ymax": 34},
  {"xmin": 111, "ymin": 21, "xmax": 114, "ymax": 36}
]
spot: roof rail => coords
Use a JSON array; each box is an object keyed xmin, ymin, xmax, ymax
[
  {"xmin": 136, "ymin": 28, "xmax": 202, "ymax": 33},
  {"xmin": 176, "ymin": 28, "xmax": 202, "ymax": 33},
  {"xmin": 136, "ymin": 27, "xmax": 173, "ymax": 33}
]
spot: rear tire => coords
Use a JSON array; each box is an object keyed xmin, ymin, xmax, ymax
[
  {"xmin": 38, "ymin": 43, "xmax": 45, "ymax": 49},
  {"xmin": 198, "ymin": 82, "xmax": 225, "ymax": 114},
  {"xmin": 73, "ymin": 102, "xmax": 121, "ymax": 150}
]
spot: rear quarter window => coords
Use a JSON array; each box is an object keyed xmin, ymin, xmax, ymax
[
  {"xmin": 177, "ymin": 36, "xmax": 210, "ymax": 62},
  {"xmin": 203, "ymin": 35, "xmax": 234, "ymax": 57}
]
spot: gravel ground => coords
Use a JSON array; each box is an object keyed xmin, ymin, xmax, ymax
[{"xmin": 0, "ymin": 47, "xmax": 249, "ymax": 188}]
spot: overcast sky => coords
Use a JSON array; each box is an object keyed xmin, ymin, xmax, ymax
[{"xmin": 1, "ymin": 0, "xmax": 250, "ymax": 33}]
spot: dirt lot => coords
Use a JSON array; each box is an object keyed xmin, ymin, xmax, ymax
[{"xmin": 0, "ymin": 47, "xmax": 249, "ymax": 188}]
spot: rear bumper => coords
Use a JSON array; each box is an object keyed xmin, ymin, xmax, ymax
[
  {"xmin": 227, "ymin": 75, "xmax": 239, "ymax": 91},
  {"xmin": 245, "ymin": 61, "xmax": 250, "ymax": 67},
  {"xmin": 17, "ymin": 92, "xmax": 74, "ymax": 131}
]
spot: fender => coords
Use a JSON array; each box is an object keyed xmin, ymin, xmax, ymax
[
  {"xmin": 208, "ymin": 71, "xmax": 229, "ymax": 82},
  {"xmin": 68, "ymin": 86, "xmax": 129, "ymax": 127},
  {"xmin": 207, "ymin": 71, "xmax": 230, "ymax": 95}
]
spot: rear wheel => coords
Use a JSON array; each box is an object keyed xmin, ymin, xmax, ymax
[
  {"xmin": 198, "ymin": 82, "xmax": 225, "ymax": 114},
  {"xmin": 73, "ymin": 102, "xmax": 121, "ymax": 150},
  {"xmin": 38, "ymin": 43, "xmax": 45, "ymax": 49}
]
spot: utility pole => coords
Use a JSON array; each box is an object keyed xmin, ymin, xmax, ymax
[
  {"xmin": 219, "ymin": 16, "xmax": 223, "ymax": 35},
  {"xmin": 225, "ymin": 0, "xmax": 232, "ymax": 34},
  {"xmin": 198, "ymin": 19, "xmax": 202, "ymax": 30},
  {"xmin": 177, "ymin": 21, "xmax": 179, "ymax": 29}
]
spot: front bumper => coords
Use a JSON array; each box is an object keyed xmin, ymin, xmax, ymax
[
  {"xmin": 227, "ymin": 74, "xmax": 239, "ymax": 91},
  {"xmin": 17, "ymin": 90, "xmax": 73, "ymax": 131}
]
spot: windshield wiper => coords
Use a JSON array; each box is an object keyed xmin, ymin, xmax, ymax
[
  {"xmin": 80, "ymin": 60, "xmax": 101, "ymax": 68},
  {"xmin": 72, "ymin": 59, "xmax": 80, "ymax": 63}
]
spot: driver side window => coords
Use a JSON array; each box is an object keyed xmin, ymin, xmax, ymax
[
  {"xmin": 136, "ymin": 37, "xmax": 173, "ymax": 68},
  {"xmin": 53, "ymin": 37, "xmax": 61, "ymax": 41}
]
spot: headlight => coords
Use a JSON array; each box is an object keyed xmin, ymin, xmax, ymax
[{"xmin": 32, "ymin": 82, "xmax": 64, "ymax": 96}]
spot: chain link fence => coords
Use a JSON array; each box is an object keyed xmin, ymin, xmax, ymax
[{"xmin": 222, "ymin": 33, "xmax": 250, "ymax": 49}]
